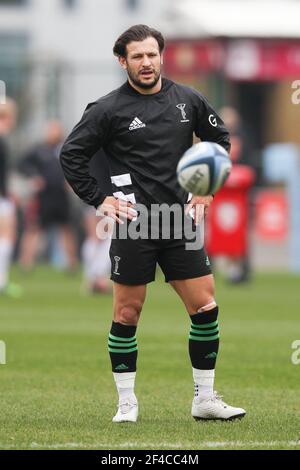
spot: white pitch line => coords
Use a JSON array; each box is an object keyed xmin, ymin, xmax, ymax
[
  {"xmin": 0, "ymin": 441, "xmax": 300, "ymax": 450},
  {"xmin": 204, "ymin": 441, "xmax": 300, "ymax": 448}
]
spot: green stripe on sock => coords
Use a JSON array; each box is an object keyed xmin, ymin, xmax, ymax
[
  {"xmin": 191, "ymin": 320, "xmax": 218, "ymax": 329},
  {"xmin": 108, "ymin": 339, "xmax": 137, "ymax": 348},
  {"xmin": 190, "ymin": 326, "xmax": 219, "ymax": 336},
  {"xmin": 109, "ymin": 333, "xmax": 136, "ymax": 342},
  {"xmin": 189, "ymin": 333, "xmax": 220, "ymax": 342},
  {"xmin": 108, "ymin": 346, "xmax": 138, "ymax": 353}
]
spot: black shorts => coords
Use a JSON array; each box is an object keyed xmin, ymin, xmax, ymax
[
  {"xmin": 109, "ymin": 229, "xmax": 212, "ymax": 285},
  {"xmin": 39, "ymin": 204, "xmax": 71, "ymax": 228},
  {"xmin": 39, "ymin": 191, "xmax": 71, "ymax": 228}
]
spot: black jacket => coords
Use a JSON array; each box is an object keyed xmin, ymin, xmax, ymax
[
  {"xmin": 20, "ymin": 142, "xmax": 66, "ymax": 191},
  {"xmin": 60, "ymin": 78, "xmax": 230, "ymax": 208}
]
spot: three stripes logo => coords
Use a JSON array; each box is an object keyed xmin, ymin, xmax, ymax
[
  {"xmin": 129, "ymin": 117, "xmax": 146, "ymax": 131},
  {"xmin": 115, "ymin": 363, "xmax": 129, "ymax": 371},
  {"xmin": 205, "ymin": 352, "xmax": 217, "ymax": 359}
]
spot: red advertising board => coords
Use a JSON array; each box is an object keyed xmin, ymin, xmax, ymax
[
  {"xmin": 225, "ymin": 40, "xmax": 300, "ymax": 81},
  {"xmin": 206, "ymin": 165, "xmax": 255, "ymax": 257},
  {"xmin": 164, "ymin": 39, "xmax": 300, "ymax": 80},
  {"xmin": 255, "ymin": 190, "xmax": 288, "ymax": 240},
  {"xmin": 163, "ymin": 40, "xmax": 223, "ymax": 75}
]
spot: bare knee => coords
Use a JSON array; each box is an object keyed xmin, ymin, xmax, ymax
[
  {"xmin": 114, "ymin": 299, "xmax": 144, "ymax": 325},
  {"xmin": 189, "ymin": 287, "xmax": 216, "ymax": 314},
  {"xmin": 199, "ymin": 283, "xmax": 216, "ymax": 309}
]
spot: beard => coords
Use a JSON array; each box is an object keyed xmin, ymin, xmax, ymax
[{"xmin": 127, "ymin": 66, "xmax": 161, "ymax": 90}]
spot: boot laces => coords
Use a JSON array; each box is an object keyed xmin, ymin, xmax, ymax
[
  {"xmin": 212, "ymin": 391, "xmax": 227, "ymax": 407},
  {"xmin": 118, "ymin": 397, "xmax": 136, "ymax": 414}
]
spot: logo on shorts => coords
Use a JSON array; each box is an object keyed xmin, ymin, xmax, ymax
[
  {"xmin": 205, "ymin": 256, "xmax": 210, "ymax": 266},
  {"xmin": 113, "ymin": 256, "xmax": 121, "ymax": 275}
]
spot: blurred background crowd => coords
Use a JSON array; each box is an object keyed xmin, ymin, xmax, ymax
[{"xmin": 1, "ymin": 0, "xmax": 300, "ymax": 296}]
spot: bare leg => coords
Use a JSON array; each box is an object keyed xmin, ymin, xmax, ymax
[
  {"xmin": 169, "ymin": 274, "xmax": 215, "ymax": 315},
  {"xmin": 19, "ymin": 227, "xmax": 41, "ymax": 270},
  {"xmin": 113, "ymin": 282, "xmax": 147, "ymax": 325},
  {"xmin": 60, "ymin": 224, "xmax": 78, "ymax": 271},
  {"xmin": 0, "ymin": 201, "xmax": 16, "ymax": 290},
  {"xmin": 82, "ymin": 210, "xmax": 111, "ymax": 293}
]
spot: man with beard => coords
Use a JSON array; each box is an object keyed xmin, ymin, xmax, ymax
[{"xmin": 60, "ymin": 25, "xmax": 246, "ymax": 423}]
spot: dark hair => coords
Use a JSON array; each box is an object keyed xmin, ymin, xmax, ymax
[{"xmin": 113, "ymin": 24, "xmax": 164, "ymax": 58}]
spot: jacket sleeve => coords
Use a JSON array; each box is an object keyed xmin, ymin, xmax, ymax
[
  {"xmin": 60, "ymin": 101, "xmax": 109, "ymax": 208},
  {"xmin": 192, "ymin": 91, "xmax": 231, "ymax": 153}
]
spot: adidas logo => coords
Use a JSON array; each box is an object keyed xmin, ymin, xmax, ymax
[
  {"xmin": 115, "ymin": 363, "xmax": 129, "ymax": 371},
  {"xmin": 129, "ymin": 117, "xmax": 146, "ymax": 131},
  {"xmin": 205, "ymin": 352, "xmax": 217, "ymax": 359}
]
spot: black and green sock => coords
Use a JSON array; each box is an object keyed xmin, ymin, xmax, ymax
[
  {"xmin": 189, "ymin": 306, "xmax": 219, "ymax": 370},
  {"xmin": 108, "ymin": 322, "xmax": 138, "ymax": 373}
]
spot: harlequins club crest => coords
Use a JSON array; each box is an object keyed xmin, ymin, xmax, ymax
[
  {"xmin": 113, "ymin": 256, "xmax": 121, "ymax": 275},
  {"xmin": 176, "ymin": 103, "xmax": 190, "ymax": 123}
]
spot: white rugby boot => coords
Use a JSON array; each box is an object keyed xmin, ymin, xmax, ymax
[
  {"xmin": 192, "ymin": 391, "xmax": 246, "ymax": 421},
  {"xmin": 112, "ymin": 395, "xmax": 138, "ymax": 423}
]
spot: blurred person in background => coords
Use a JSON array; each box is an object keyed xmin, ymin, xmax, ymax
[
  {"xmin": 18, "ymin": 121, "xmax": 78, "ymax": 272},
  {"xmin": 218, "ymin": 106, "xmax": 254, "ymax": 283},
  {"xmin": 219, "ymin": 107, "xmax": 246, "ymax": 164},
  {"xmin": 0, "ymin": 98, "xmax": 22, "ymax": 297},
  {"xmin": 81, "ymin": 151, "xmax": 113, "ymax": 294},
  {"xmin": 81, "ymin": 208, "xmax": 111, "ymax": 294}
]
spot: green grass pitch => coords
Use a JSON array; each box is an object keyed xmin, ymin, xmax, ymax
[{"xmin": 0, "ymin": 267, "xmax": 299, "ymax": 450}]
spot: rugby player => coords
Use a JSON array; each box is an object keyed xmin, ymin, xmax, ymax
[{"xmin": 60, "ymin": 25, "xmax": 246, "ymax": 423}]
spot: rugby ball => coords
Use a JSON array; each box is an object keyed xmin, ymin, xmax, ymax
[{"xmin": 177, "ymin": 142, "xmax": 232, "ymax": 196}]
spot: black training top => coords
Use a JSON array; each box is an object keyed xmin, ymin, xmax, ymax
[
  {"xmin": 60, "ymin": 78, "xmax": 230, "ymax": 208},
  {"xmin": 20, "ymin": 142, "xmax": 66, "ymax": 191}
]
